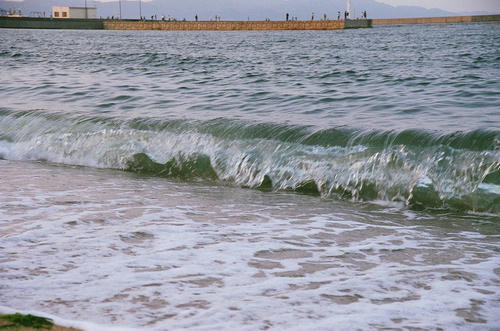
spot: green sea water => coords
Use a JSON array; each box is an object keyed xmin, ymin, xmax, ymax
[{"xmin": 0, "ymin": 23, "xmax": 499, "ymax": 330}]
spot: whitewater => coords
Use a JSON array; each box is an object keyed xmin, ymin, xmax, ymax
[{"xmin": 0, "ymin": 22, "xmax": 499, "ymax": 330}]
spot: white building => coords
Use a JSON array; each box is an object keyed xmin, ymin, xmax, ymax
[{"xmin": 52, "ymin": 6, "xmax": 97, "ymax": 19}]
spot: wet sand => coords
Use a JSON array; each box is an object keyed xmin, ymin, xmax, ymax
[{"xmin": 1, "ymin": 160, "xmax": 498, "ymax": 329}]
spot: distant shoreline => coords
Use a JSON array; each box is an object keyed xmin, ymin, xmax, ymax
[{"xmin": 0, "ymin": 14, "xmax": 498, "ymax": 30}]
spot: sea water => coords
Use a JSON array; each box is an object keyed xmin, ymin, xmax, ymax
[{"xmin": 0, "ymin": 23, "xmax": 499, "ymax": 330}]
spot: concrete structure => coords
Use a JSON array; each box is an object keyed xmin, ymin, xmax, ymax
[
  {"xmin": 1, "ymin": 15, "xmax": 498, "ymax": 31},
  {"xmin": 52, "ymin": 6, "xmax": 96, "ymax": 19},
  {"xmin": 103, "ymin": 19, "xmax": 371, "ymax": 31},
  {"xmin": 372, "ymin": 15, "xmax": 500, "ymax": 25},
  {"xmin": 0, "ymin": 16, "xmax": 371, "ymax": 30},
  {"xmin": 0, "ymin": 17, "xmax": 103, "ymax": 29}
]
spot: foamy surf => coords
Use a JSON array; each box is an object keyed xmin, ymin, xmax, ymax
[
  {"xmin": 1, "ymin": 109, "xmax": 498, "ymax": 212},
  {"xmin": 1, "ymin": 160, "xmax": 499, "ymax": 330}
]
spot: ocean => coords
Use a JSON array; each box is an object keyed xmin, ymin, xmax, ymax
[{"xmin": 0, "ymin": 22, "xmax": 499, "ymax": 330}]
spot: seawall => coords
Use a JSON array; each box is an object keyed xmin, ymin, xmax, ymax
[
  {"xmin": 1, "ymin": 15, "xmax": 498, "ymax": 31},
  {"xmin": 103, "ymin": 19, "xmax": 371, "ymax": 31},
  {"xmin": 0, "ymin": 17, "xmax": 103, "ymax": 29},
  {"xmin": 373, "ymin": 14, "xmax": 500, "ymax": 25},
  {"xmin": 0, "ymin": 17, "xmax": 371, "ymax": 30}
]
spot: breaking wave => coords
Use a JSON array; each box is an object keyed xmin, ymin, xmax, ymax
[{"xmin": 1, "ymin": 109, "xmax": 499, "ymax": 212}]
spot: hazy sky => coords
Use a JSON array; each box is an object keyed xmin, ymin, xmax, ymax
[
  {"xmin": 374, "ymin": 0, "xmax": 500, "ymax": 12},
  {"xmin": 99, "ymin": 0, "xmax": 500, "ymax": 12},
  {"xmin": 7, "ymin": 0, "xmax": 500, "ymax": 13}
]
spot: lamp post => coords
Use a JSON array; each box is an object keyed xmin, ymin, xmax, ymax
[
  {"xmin": 139, "ymin": 0, "xmax": 142, "ymax": 19},
  {"xmin": 119, "ymin": 0, "xmax": 122, "ymax": 19},
  {"xmin": 84, "ymin": 0, "xmax": 87, "ymax": 19}
]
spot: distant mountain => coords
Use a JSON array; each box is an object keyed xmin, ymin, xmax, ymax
[{"xmin": 0, "ymin": 0, "xmax": 477, "ymax": 20}]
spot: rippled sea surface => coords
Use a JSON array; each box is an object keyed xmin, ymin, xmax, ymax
[{"xmin": 1, "ymin": 23, "xmax": 499, "ymax": 330}]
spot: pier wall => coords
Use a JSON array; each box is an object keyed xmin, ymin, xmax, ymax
[
  {"xmin": 0, "ymin": 17, "xmax": 103, "ymax": 29},
  {"xmin": 372, "ymin": 14, "xmax": 500, "ymax": 26},
  {"xmin": 2, "ymin": 14, "xmax": 497, "ymax": 31},
  {"xmin": 103, "ymin": 20, "xmax": 370, "ymax": 31},
  {"xmin": 344, "ymin": 19, "xmax": 373, "ymax": 29},
  {"xmin": 0, "ymin": 17, "xmax": 371, "ymax": 31}
]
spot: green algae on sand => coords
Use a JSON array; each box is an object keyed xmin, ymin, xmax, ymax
[{"xmin": 0, "ymin": 313, "xmax": 80, "ymax": 331}]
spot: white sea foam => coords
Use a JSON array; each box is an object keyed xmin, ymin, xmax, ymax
[{"xmin": 0, "ymin": 160, "xmax": 499, "ymax": 330}]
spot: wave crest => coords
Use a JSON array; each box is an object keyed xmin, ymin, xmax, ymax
[{"xmin": 1, "ymin": 109, "xmax": 499, "ymax": 212}]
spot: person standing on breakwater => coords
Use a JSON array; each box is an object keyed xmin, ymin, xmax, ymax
[
  {"xmin": 311, "ymin": 12, "xmax": 314, "ymax": 20},
  {"xmin": 324, "ymin": 13, "xmax": 327, "ymax": 20},
  {"xmin": 195, "ymin": 14, "xmax": 198, "ymax": 21},
  {"xmin": 286, "ymin": 13, "xmax": 289, "ymax": 21},
  {"xmin": 338, "ymin": 11, "xmax": 341, "ymax": 20}
]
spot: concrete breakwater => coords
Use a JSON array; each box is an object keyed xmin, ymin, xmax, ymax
[
  {"xmin": 0, "ymin": 17, "xmax": 370, "ymax": 30},
  {"xmin": 373, "ymin": 14, "xmax": 500, "ymax": 25},
  {"xmin": 1, "ymin": 15, "xmax": 498, "ymax": 31},
  {"xmin": 104, "ymin": 19, "xmax": 371, "ymax": 30},
  {"xmin": 0, "ymin": 17, "xmax": 104, "ymax": 29}
]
